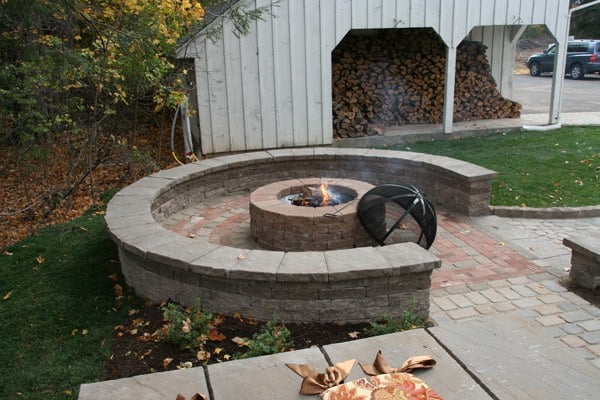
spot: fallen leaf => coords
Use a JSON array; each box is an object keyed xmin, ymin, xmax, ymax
[
  {"xmin": 108, "ymin": 273, "xmax": 119, "ymax": 281},
  {"xmin": 81, "ymin": 329, "xmax": 88, "ymax": 335},
  {"xmin": 564, "ymin": 267, "xmax": 571, "ymax": 272},
  {"xmin": 208, "ymin": 328, "xmax": 226, "ymax": 342},
  {"xmin": 163, "ymin": 357, "xmax": 173, "ymax": 368},
  {"xmin": 187, "ymin": 233, "xmax": 195, "ymax": 238},
  {"xmin": 498, "ymin": 241, "xmax": 505, "ymax": 246},
  {"xmin": 237, "ymin": 254, "xmax": 246, "ymax": 260},
  {"xmin": 114, "ymin": 284, "xmax": 123, "ymax": 298},
  {"xmin": 71, "ymin": 329, "xmax": 78, "ymax": 336},
  {"xmin": 529, "ymin": 246, "xmax": 536, "ymax": 251},
  {"xmin": 213, "ymin": 347, "xmax": 223, "ymax": 355},
  {"xmin": 348, "ymin": 331, "xmax": 360, "ymax": 339},
  {"xmin": 233, "ymin": 312, "xmax": 243, "ymax": 322},
  {"xmin": 63, "ymin": 390, "xmax": 72, "ymax": 396},
  {"xmin": 231, "ymin": 336, "xmax": 249, "ymax": 347},
  {"xmin": 196, "ymin": 350, "xmax": 211, "ymax": 361},
  {"xmin": 36, "ymin": 255, "xmax": 45, "ymax": 264},
  {"xmin": 129, "ymin": 328, "xmax": 138, "ymax": 335},
  {"xmin": 2, "ymin": 291, "xmax": 12, "ymax": 301},
  {"xmin": 212, "ymin": 315, "xmax": 225, "ymax": 326},
  {"xmin": 178, "ymin": 361, "xmax": 193, "ymax": 369},
  {"xmin": 223, "ymin": 354, "xmax": 231, "ymax": 360},
  {"xmin": 3, "ymin": 250, "xmax": 13, "ymax": 256},
  {"xmin": 181, "ymin": 318, "xmax": 191, "ymax": 333},
  {"xmin": 128, "ymin": 309, "xmax": 139, "ymax": 315}
]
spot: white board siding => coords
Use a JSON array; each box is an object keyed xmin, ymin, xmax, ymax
[
  {"xmin": 256, "ymin": 0, "xmax": 277, "ymax": 149},
  {"xmin": 306, "ymin": 0, "xmax": 324, "ymax": 146},
  {"xmin": 272, "ymin": 0, "xmax": 294, "ymax": 148},
  {"xmin": 178, "ymin": 0, "xmax": 569, "ymax": 154}
]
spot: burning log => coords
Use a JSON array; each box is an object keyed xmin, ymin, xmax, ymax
[{"xmin": 332, "ymin": 29, "xmax": 521, "ymax": 139}]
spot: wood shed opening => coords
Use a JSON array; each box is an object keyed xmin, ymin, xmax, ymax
[{"xmin": 331, "ymin": 28, "xmax": 521, "ymax": 139}]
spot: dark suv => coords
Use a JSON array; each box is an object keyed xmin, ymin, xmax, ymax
[{"xmin": 527, "ymin": 39, "xmax": 600, "ymax": 79}]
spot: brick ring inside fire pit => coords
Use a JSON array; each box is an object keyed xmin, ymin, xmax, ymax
[{"xmin": 250, "ymin": 178, "xmax": 376, "ymax": 251}]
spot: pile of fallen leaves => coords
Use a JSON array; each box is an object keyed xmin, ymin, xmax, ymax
[
  {"xmin": 0, "ymin": 127, "xmax": 178, "ymax": 249},
  {"xmin": 106, "ymin": 300, "xmax": 370, "ymax": 379}
]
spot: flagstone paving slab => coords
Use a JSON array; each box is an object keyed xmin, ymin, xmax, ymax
[
  {"xmin": 207, "ymin": 347, "xmax": 328, "ymax": 400},
  {"xmin": 428, "ymin": 314, "xmax": 599, "ymax": 400},
  {"xmin": 78, "ymin": 367, "xmax": 208, "ymax": 400},
  {"xmin": 323, "ymin": 329, "xmax": 492, "ymax": 400}
]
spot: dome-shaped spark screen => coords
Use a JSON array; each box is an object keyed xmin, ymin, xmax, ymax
[{"xmin": 357, "ymin": 183, "xmax": 437, "ymax": 249}]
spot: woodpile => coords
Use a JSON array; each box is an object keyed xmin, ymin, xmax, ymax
[{"xmin": 332, "ymin": 29, "xmax": 521, "ymax": 138}]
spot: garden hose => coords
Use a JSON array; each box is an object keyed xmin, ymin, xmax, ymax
[{"xmin": 171, "ymin": 102, "xmax": 200, "ymax": 165}]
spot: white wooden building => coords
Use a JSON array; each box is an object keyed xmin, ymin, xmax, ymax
[{"xmin": 176, "ymin": 0, "xmax": 570, "ymax": 155}]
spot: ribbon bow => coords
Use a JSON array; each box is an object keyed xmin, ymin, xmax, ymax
[
  {"xmin": 176, "ymin": 393, "xmax": 208, "ymax": 400},
  {"xmin": 359, "ymin": 350, "xmax": 436, "ymax": 376},
  {"xmin": 286, "ymin": 359, "xmax": 356, "ymax": 395}
]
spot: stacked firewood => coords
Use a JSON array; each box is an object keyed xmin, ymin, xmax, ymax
[{"xmin": 332, "ymin": 29, "xmax": 521, "ymax": 138}]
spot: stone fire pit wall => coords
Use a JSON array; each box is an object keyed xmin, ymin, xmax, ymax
[{"xmin": 106, "ymin": 148, "xmax": 497, "ymax": 323}]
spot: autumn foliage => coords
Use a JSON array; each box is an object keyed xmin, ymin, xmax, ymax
[{"xmin": 0, "ymin": 0, "xmax": 206, "ymax": 247}]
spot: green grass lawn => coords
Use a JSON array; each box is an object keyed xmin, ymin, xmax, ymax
[
  {"xmin": 386, "ymin": 126, "xmax": 600, "ymax": 207},
  {"xmin": 0, "ymin": 201, "xmax": 137, "ymax": 400}
]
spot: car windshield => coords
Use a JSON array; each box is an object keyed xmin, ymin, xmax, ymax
[{"xmin": 546, "ymin": 45, "xmax": 556, "ymax": 55}]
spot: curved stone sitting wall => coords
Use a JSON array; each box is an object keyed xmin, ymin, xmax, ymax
[{"xmin": 106, "ymin": 148, "xmax": 496, "ymax": 323}]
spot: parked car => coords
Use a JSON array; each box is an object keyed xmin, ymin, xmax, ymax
[{"xmin": 527, "ymin": 39, "xmax": 600, "ymax": 79}]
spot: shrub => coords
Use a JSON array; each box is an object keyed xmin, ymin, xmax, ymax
[
  {"xmin": 364, "ymin": 303, "xmax": 424, "ymax": 337},
  {"xmin": 236, "ymin": 318, "xmax": 293, "ymax": 359},
  {"xmin": 161, "ymin": 302, "xmax": 212, "ymax": 351}
]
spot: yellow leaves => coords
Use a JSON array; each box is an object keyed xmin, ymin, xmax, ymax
[
  {"xmin": 2, "ymin": 291, "xmax": 13, "ymax": 301},
  {"xmin": 163, "ymin": 357, "xmax": 173, "ymax": 369},
  {"xmin": 102, "ymin": 6, "xmax": 116, "ymax": 18},
  {"xmin": 35, "ymin": 255, "xmax": 45, "ymax": 264}
]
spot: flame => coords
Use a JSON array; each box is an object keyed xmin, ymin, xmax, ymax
[{"xmin": 320, "ymin": 183, "xmax": 330, "ymax": 206}]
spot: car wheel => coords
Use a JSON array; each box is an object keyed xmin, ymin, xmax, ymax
[
  {"xmin": 529, "ymin": 61, "xmax": 541, "ymax": 76},
  {"xmin": 570, "ymin": 63, "xmax": 584, "ymax": 80}
]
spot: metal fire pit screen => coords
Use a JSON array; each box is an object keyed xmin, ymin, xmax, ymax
[{"xmin": 357, "ymin": 183, "xmax": 437, "ymax": 249}]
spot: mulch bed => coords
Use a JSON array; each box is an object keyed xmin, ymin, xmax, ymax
[
  {"xmin": 106, "ymin": 281, "xmax": 600, "ymax": 380},
  {"xmin": 106, "ymin": 302, "xmax": 370, "ymax": 380}
]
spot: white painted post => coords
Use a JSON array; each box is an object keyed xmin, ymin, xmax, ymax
[
  {"xmin": 549, "ymin": 24, "xmax": 568, "ymax": 125},
  {"xmin": 443, "ymin": 47, "xmax": 457, "ymax": 134}
]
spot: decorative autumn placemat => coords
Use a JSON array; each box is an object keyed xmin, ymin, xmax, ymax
[{"xmin": 320, "ymin": 372, "xmax": 443, "ymax": 400}]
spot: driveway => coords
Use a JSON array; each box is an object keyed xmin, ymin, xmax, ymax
[{"xmin": 512, "ymin": 74, "xmax": 600, "ymax": 114}]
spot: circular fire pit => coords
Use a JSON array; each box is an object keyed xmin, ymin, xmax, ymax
[
  {"xmin": 250, "ymin": 178, "xmax": 376, "ymax": 251},
  {"xmin": 105, "ymin": 148, "xmax": 497, "ymax": 323}
]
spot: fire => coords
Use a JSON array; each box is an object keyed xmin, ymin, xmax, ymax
[{"xmin": 320, "ymin": 183, "xmax": 330, "ymax": 206}]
